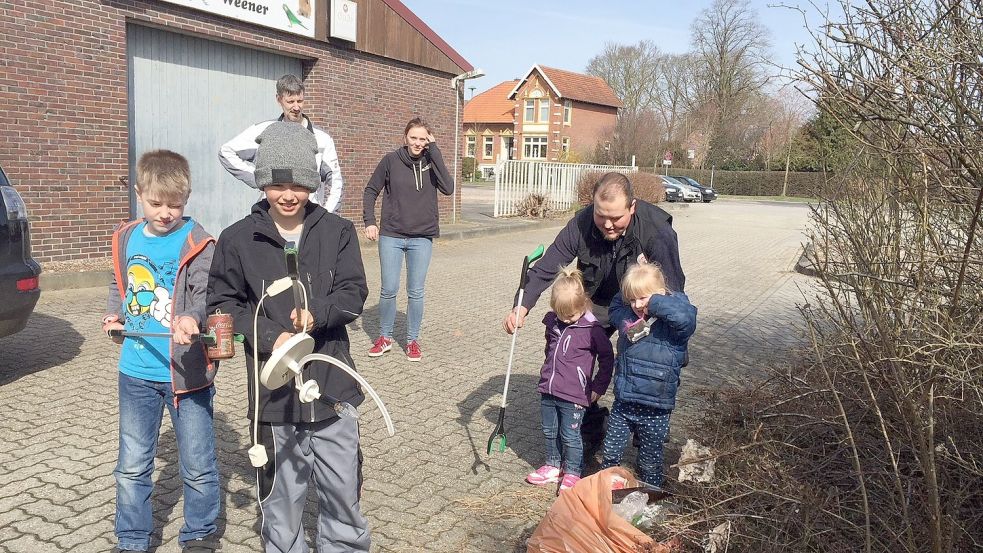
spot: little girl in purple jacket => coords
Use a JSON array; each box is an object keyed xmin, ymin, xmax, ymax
[{"xmin": 525, "ymin": 267, "xmax": 615, "ymax": 494}]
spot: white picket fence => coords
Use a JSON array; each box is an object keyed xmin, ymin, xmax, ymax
[{"xmin": 493, "ymin": 160, "xmax": 638, "ymax": 217}]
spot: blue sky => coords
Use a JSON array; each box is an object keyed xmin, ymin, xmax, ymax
[{"xmin": 401, "ymin": 0, "xmax": 831, "ymax": 97}]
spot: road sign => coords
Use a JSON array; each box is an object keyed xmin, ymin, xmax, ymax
[{"xmin": 663, "ymin": 150, "xmax": 673, "ymax": 166}]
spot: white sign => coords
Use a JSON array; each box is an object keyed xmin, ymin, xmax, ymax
[
  {"xmin": 687, "ymin": 149, "xmax": 696, "ymax": 159},
  {"xmin": 330, "ymin": 0, "xmax": 358, "ymax": 42},
  {"xmin": 159, "ymin": 0, "xmax": 317, "ymax": 38},
  {"xmin": 662, "ymin": 159, "xmax": 672, "ymax": 166}
]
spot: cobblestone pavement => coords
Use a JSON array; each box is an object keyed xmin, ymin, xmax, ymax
[{"xmin": 0, "ymin": 200, "xmax": 815, "ymax": 552}]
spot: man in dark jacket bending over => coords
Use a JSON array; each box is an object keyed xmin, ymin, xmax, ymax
[{"xmin": 503, "ymin": 171, "xmax": 686, "ymax": 462}]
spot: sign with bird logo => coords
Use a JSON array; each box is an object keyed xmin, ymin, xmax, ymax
[{"xmin": 160, "ymin": 0, "xmax": 317, "ymax": 38}]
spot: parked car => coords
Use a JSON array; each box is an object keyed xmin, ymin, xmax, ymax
[
  {"xmin": 673, "ymin": 175, "xmax": 718, "ymax": 202},
  {"xmin": 0, "ymin": 164, "xmax": 41, "ymax": 338},
  {"xmin": 659, "ymin": 175, "xmax": 684, "ymax": 202},
  {"xmin": 662, "ymin": 176, "xmax": 702, "ymax": 202}
]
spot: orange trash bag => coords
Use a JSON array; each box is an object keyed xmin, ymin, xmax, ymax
[{"xmin": 526, "ymin": 467, "xmax": 677, "ymax": 553}]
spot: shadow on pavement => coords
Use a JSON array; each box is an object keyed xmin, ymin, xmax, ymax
[
  {"xmin": 0, "ymin": 312, "xmax": 83, "ymax": 385},
  {"xmin": 457, "ymin": 373, "xmax": 543, "ymax": 474},
  {"xmin": 212, "ymin": 411, "xmax": 262, "ymax": 540},
  {"xmin": 354, "ymin": 303, "xmax": 408, "ymax": 349}
]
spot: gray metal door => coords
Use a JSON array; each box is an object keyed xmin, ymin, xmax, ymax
[{"xmin": 127, "ymin": 24, "xmax": 304, "ymax": 235}]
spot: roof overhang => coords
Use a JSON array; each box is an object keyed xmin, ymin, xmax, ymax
[
  {"xmin": 507, "ymin": 64, "xmax": 561, "ymax": 100},
  {"xmin": 382, "ymin": 0, "xmax": 473, "ymax": 73}
]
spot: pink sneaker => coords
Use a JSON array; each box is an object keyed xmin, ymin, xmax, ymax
[
  {"xmin": 525, "ymin": 465, "xmax": 561, "ymax": 486},
  {"xmin": 368, "ymin": 336, "xmax": 393, "ymax": 357},
  {"xmin": 406, "ymin": 340, "xmax": 422, "ymax": 361},
  {"xmin": 558, "ymin": 473, "xmax": 581, "ymax": 493}
]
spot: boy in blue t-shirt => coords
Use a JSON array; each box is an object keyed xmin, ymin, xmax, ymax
[{"xmin": 102, "ymin": 150, "xmax": 220, "ymax": 553}]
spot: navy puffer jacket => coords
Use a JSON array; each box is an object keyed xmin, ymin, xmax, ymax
[{"xmin": 609, "ymin": 291, "xmax": 696, "ymax": 410}]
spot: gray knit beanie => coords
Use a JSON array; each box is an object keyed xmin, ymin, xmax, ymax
[{"xmin": 253, "ymin": 122, "xmax": 320, "ymax": 192}]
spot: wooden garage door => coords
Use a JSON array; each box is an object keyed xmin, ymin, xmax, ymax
[{"xmin": 127, "ymin": 24, "xmax": 304, "ymax": 235}]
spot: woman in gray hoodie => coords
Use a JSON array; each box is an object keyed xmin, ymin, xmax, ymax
[{"xmin": 362, "ymin": 118, "xmax": 454, "ymax": 361}]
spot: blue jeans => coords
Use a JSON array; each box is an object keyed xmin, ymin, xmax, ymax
[
  {"xmin": 540, "ymin": 393, "xmax": 586, "ymax": 476},
  {"xmin": 378, "ymin": 235, "xmax": 433, "ymax": 342},
  {"xmin": 115, "ymin": 373, "xmax": 220, "ymax": 551}
]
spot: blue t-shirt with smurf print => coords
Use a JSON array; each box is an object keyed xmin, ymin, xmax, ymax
[{"xmin": 119, "ymin": 220, "xmax": 194, "ymax": 382}]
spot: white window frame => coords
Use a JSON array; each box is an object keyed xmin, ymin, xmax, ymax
[
  {"xmin": 466, "ymin": 135, "xmax": 476, "ymax": 158},
  {"xmin": 539, "ymin": 99, "xmax": 550, "ymax": 123},
  {"xmin": 563, "ymin": 100, "xmax": 572, "ymax": 124},
  {"xmin": 524, "ymin": 99, "xmax": 535, "ymax": 122},
  {"xmin": 483, "ymin": 136, "xmax": 494, "ymax": 159},
  {"xmin": 561, "ymin": 137, "xmax": 570, "ymax": 154},
  {"xmin": 523, "ymin": 136, "xmax": 548, "ymax": 159}
]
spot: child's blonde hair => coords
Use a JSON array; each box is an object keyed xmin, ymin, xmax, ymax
[
  {"xmin": 550, "ymin": 266, "xmax": 590, "ymax": 321},
  {"xmin": 621, "ymin": 263, "xmax": 668, "ymax": 301},
  {"xmin": 136, "ymin": 150, "xmax": 191, "ymax": 200}
]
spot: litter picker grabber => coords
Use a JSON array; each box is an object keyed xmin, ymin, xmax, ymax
[
  {"xmin": 108, "ymin": 329, "xmax": 219, "ymax": 346},
  {"xmin": 487, "ymin": 243, "xmax": 545, "ymax": 454}
]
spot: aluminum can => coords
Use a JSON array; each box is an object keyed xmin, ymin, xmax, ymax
[{"xmin": 206, "ymin": 311, "xmax": 235, "ymax": 360}]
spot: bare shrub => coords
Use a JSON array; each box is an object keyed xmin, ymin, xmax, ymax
[
  {"xmin": 515, "ymin": 193, "xmax": 552, "ymax": 218},
  {"xmin": 663, "ymin": 3, "xmax": 983, "ymax": 552},
  {"xmin": 576, "ymin": 170, "xmax": 667, "ymax": 207}
]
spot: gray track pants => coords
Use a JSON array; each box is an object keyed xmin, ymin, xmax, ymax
[{"xmin": 256, "ymin": 417, "xmax": 370, "ymax": 553}]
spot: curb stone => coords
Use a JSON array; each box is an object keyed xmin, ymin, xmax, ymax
[{"xmin": 794, "ymin": 242, "xmax": 818, "ymax": 277}]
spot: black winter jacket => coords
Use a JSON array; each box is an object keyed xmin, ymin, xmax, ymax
[
  {"xmin": 362, "ymin": 143, "xmax": 454, "ymax": 238},
  {"xmin": 522, "ymin": 200, "xmax": 685, "ymax": 312},
  {"xmin": 208, "ymin": 200, "xmax": 368, "ymax": 423}
]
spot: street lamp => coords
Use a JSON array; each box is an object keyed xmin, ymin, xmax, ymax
[
  {"xmin": 468, "ymin": 86, "xmax": 476, "ymax": 182},
  {"xmin": 451, "ymin": 68, "xmax": 485, "ymax": 223}
]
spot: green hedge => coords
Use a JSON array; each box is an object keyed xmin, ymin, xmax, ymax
[{"xmin": 647, "ymin": 168, "xmax": 825, "ymax": 198}]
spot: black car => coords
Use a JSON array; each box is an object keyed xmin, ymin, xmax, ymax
[
  {"xmin": 0, "ymin": 164, "xmax": 41, "ymax": 338},
  {"xmin": 673, "ymin": 176, "xmax": 718, "ymax": 202}
]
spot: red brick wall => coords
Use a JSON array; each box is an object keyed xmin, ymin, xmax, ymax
[
  {"xmin": 462, "ymin": 123, "xmax": 512, "ymax": 165},
  {"xmin": 0, "ymin": 0, "xmax": 461, "ymax": 263},
  {"xmin": 512, "ymin": 74, "xmax": 555, "ymax": 161},
  {"xmin": 565, "ymin": 101, "xmax": 618, "ymax": 160}
]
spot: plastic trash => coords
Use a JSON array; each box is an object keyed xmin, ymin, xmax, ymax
[
  {"xmin": 527, "ymin": 467, "xmax": 679, "ymax": 553},
  {"xmin": 611, "ymin": 491, "xmax": 648, "ymax": 523},
  {"xmin": 677, "ymin": 439, "xmax": 716, "ymax": 483},
  {"xmin": 633, "ymin": 501, "xmax": 673, "ymax": 530}
]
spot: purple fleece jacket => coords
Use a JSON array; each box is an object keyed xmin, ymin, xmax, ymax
[{"xmin": 537, "ymin": 310, "xmax": 615, "ymax": 407}]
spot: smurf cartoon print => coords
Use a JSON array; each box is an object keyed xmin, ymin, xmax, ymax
[{"xmin": 125, "ymin": 254, "xmax": 176, "ymax": 330}]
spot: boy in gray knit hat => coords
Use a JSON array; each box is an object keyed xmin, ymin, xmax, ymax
[
  {"xmin": 253, "ymin": 122, "xmax": 321, "ymax": 193},
  {"xmin": 208, "ymin": 121, "xmax": 371, "ymax": 552}
]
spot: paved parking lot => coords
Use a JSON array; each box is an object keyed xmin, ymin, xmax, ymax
[{"xmin": 0, "ymin": 199, "xmax": 815, "ymax": 552}]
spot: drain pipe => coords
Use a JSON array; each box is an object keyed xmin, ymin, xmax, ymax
[{"xmin": 450, "ymin": 68, "xmax": 485, "ymax": 223}]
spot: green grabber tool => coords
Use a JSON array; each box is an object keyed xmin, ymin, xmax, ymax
[{"xmin": 487, "ymin": 244, "xmax": 545, "ymax": 454}]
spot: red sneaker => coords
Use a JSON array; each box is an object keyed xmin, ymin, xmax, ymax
[
  {"xmin": 406, "ymin": 340, "xmax": 422, "ymax": 361},
  {"xmin": 368, "ymin": 336, "xmax": 393, "ymax": 357}
]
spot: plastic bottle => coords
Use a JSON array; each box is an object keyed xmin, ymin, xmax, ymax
[{"xmin": 611, "ymin": 491, "xmax": 648, "ymax": 523}]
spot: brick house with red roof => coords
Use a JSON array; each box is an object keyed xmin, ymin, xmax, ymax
[{"xmin": 463, "ymin": 65, "xmax": 622, "ymax": 177}]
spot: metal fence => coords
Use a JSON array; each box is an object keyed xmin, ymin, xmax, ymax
[{"xmin": 493, "ymin": 160, "xmax": 638, "ymax": 217}]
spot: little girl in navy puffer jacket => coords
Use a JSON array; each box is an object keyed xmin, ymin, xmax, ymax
[
  {"xmin": 525, "ymin": 267, "xmax": 614, "ymax": 494},
  {"xmin": 601, "ymin": 262, "xmax": 697, "ymax": 486}
]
